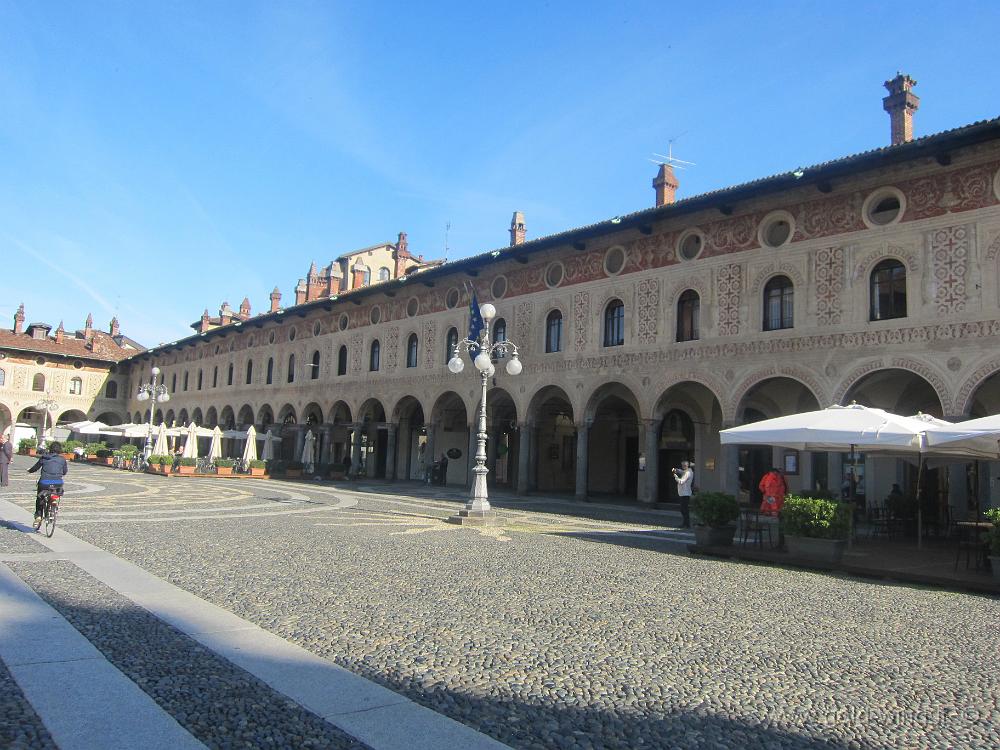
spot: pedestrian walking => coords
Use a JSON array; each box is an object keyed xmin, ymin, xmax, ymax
[
  {"xmin": 672, "ymin": 460, "xmax": 694, "ymax": 528},
  {"xmin": 0, "ymin": 434, "xmax": 12, "ymax": 487}
]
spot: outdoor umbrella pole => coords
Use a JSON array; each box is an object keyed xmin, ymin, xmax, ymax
[
  {"xmin": 916, "ymin": 457, "xmax": 924, "ymax": 551},
  {"xmin": 848, "ymin": 444, "xmax": 857, "ymax": 551}
]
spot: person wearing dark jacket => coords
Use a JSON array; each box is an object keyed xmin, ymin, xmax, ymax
[{"xmin": 27, "ymin": 442, "xmax": 68, "ymax": 523}]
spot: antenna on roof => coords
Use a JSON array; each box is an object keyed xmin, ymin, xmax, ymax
[
  {"xmin": 649, "ymin": 133, "xmax": 695, "ymax": 169},
  {"xmin": 444, "ymin": 221, "xmax": 451, "ymax": 263}
]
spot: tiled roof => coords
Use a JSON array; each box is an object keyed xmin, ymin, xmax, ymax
[{"xmin": 0, "ymin": 329, "xmax": 139, "ymax": 363}]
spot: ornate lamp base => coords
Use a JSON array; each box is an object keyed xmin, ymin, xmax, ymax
[{"xmin": 446, "ymin": 508, "xmax": 505, "ymax": 527}]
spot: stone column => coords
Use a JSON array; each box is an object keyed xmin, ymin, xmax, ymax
[
  {"xmin": 721, "ymin": 420, "xmax": 740, "ymax": 498},
  {"xmin": 293, "ymin": 426, "xmax": 306, "ymax": 462},
  {"xmin": 575, "ymin": 422, "xmax": 590, "ymax": 501},
  {"xmin": 527, "ymin": 424, "xmax": 539, "ymax": 491},
  {"xmin": 425, "ymin": 423, "xmax": 436, "ymax": 483},
  {"xmin": 516, "ymin": 422, "xmax": 531, "ymax": 496},
  {"xmin": 320, "ymin": 426, "xmax": 334, "ymax": 467},
  {"xmin": 828, "ymin": 452, "xmax": 843, "ymax": 496},
  {"xmin": 385, "ymin": 424, "xmax": 398, "ymax": 481},
  {"xmin": 350, "ymin": 424, "xmax": 363, "ymax": 477},
  {"xmin": 799, "ymin": 450, "xmax": 813, "ymax": 495},
  {"xmin": 639, "ymin": 418, "xmax": 660, "ymax": 504}
]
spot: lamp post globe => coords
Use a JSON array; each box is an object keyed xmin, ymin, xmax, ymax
[{"xmin": 479, "ymin": 303, "xmax": 496, "ymax": 321}]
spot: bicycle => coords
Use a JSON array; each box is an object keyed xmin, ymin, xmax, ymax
[
  {"xmin": 33, "ymin": 485, "xmax": 62, "ymax": 538},
  {"xmin": 113, "ymin": 453, "xmax": 126, "ymax": 470}
]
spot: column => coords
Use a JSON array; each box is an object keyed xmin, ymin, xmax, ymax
[
  {"xmin": 320, "ymin": 426, "xmax": 333, "ymax": 467},
  {"xmin": 575, "ymin": 422, "xmax": 590, "ymax": 501},
  {"xmin": 350, "ymin": 424, "xmax": 363, "ymax": 477},
  {"xmin": 799, "ymin": 450, "xmax": 813, "ymax": 495},
  {"xmin": 639, "ymin": 419, "xmax": 660, "ymax": 505},
  {"xmin": 385, "ymin": 424, "xmax": 398, "ymax": 481},
  {"xmin": 527, "ymin": 424, "xmax": 539, "ymax": 492},
  {"xmin": 721, "ymin": 420, "xmax": 740, "ymax": 498},
  {"xmin": 516, "ymin": 422, "xmax": 531, "ymax": 496},
  {"xmin": 293, "ymin": 426, "xmax": 306, "ymax": 463},
  {"xmin": 828, "ymin": 452, "xmax": 843, "ymax": 497},
  {"xmin": 425, "ymin": 422, "xmax": 436, "ymax": 483}
]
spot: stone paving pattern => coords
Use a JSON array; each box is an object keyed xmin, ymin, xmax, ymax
[
  {"xmin": 4, "ymin": 465, "xmax": 1000, "ymax": 749},
  {"xmin": 0, "ymin": 656, "xmax": 58, "ymax": 750}
]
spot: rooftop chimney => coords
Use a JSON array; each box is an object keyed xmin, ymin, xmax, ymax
[
  {"xmin": 84, "ymin": 312, "xmax": 94, "ymax": 341},
  {"xmin": 219, "ymin": 301, "xmax": 233, "ymax": 326},
  {"xmin": 270, "ymin": 287, "xmax": 282, "ymax": 313},
  {"xmin": 295, "ymin": 280, "xmax": 307, "ymax": 306},
  {"xmin": 509, "ymin": 211, "xmax": 526, "ymax": 246},
  {"xmin": 109, "ymin": 316, "xmax": 120, "ymax": 337},
  {"xmin": 55, "ymin": 321, "xmax": 65, "ymax": 344},
  {"xmin": 238, "ymin": 297, "xmax": 251, "ymax": 320},
  {"xmin": 13, "ymin": 303, "xmax": 24, "ymax": 334},
  {"xmin": 653, "ymin": 163, "xmax": 679, "ymax": 207},
  {"xmin": 200, "ymin": 309, "xmax": 211, "ymax": 333},
  {"xmin": 883, "ymin": 72, "xmax": 919, "ymax": 146}
]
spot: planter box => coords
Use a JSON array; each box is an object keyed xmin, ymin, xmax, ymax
[
  {"xmin": 785, "ymin": 535, "xmax": 847, "ymax": 564},
  {"xmin": 694, "ymin": 524, "xmax": 737, "ymax": 547},
  {"xmin": 286, "ymin": 469, "xmax": 302, "ymax": 478},
  {"xmin": 215, "ymin": 467, "xmax": 234, "ymax": 476},
  {"xmin": 176, "ymin": 465, "xmax": 196, "ymax": 475},
  {"xmin": 146, "ymin": 466, "xmax": 167, "ymax": 475},
  {"xmin": 28, "ymin": 449, "xmax": 37, "ymax": 456},
  {"xmin": 990, "ymin": 556, "xmax": 1000, "ymax": 583},
  {"xmin": 249, "ymin": 467, "xmax": 266, "ymax": 477},
  {"xmin": 61, "ymin": 453, "xmax": 75, "ymax": 461}
]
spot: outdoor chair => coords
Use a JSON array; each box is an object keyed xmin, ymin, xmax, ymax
[
  {"xmin": 868, "ymin": 505, "xmax": 891, "ymax": 538},
  {"xmin": 953, "ymin": 526, "xmax": 988, "ymax": 572},
  {"xmin": 739, "ymin": 507, "xmax": 773, "ymax": 549}
]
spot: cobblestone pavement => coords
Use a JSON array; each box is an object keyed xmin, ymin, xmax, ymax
[{"xmin": 3, "ymin": 464, "xmax": 999, "ymax": 749}]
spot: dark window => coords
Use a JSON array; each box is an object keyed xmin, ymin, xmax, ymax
[
  {"xmin": 545, "ymin": 310, "xmax": 562, "ymax": 353},
  {"xmin": 0, "ymin": 368, "xmax": 4, "ymax": 387},
  {"xmin": 406, "ymin": 333, "xmax": 418, "ymax": 368},
  {"xmin": 311, "ymin": 350, "xmax": 320, "ymax": 379},
  {"xmin": 369, "ymin": 340, "xmax": 380, "ymax": 372},
  {"xmin": 363, "ymin": 269, "xmax": 371, "ymax": 286},
  {"xmin": 446, "ymin": 327, "xmax": 459, "ymax": 363},
  {"xmin": 212, "ymin": 366, "xmax": 218, "ymax": 388},
  {"xmin": 245, "ymin": 359, "xmax": 253, "ymax": 384},
  {"xmin": 492, "ymin": 318, "xmax": 507, "ymax": 358},
  {"xmin": 183, "ymin": 372, "xmax": 189, "ymax": 391},
  {"xmin": 603, "ymin": 299, "xmax": 625, "ymax": 347},
  {"xmin": 676, "ymin": 290, "xmax": 700, "ymax": 342},
  {"xmin": 69, "ymin": 377, "xmax": 82, "ymax": 395},
  {"xmin": 266, "ymin": 358, "xmax": 274, "ymax": 385},
  {"xmin": 105, "ymin": 381, "xmax": 118, "ymax": 399},
  {"xmin": 197, "ymin": 369, "xmax": 203, "ymax": 390},
  {"xmin": 226, "ymin": 364, "xmax": 233, "ymax": 386},
  {"xmin": 870, "ymin": 259, "xmax": 907, "ymax": 321},
  {"xmin": 763, "ymin": 275, "xmax": 794, "ymax": 331},
  {"xmin": 337, "ymin": 345, "xmax": 348, "ymax": 376},
  {"xmin": 172, "ymin": 372, "xmax": 177, "ymax": 391},
  {"xmin": 287, "ymin": 354, "xmax": 295, "ymax": 383}
]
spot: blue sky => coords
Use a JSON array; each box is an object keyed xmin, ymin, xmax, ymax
[{"xmin": 2, "ymin": 1, "xmax": 999, "ymax": 347}]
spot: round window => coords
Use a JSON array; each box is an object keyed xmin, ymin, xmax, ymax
[
  {"xmin": 491, "ymin": 276, "xmax": 508, "ymax": 300},
  {"xmin": 73, "ymin": 360, "xmax": 83, "ymax": 369},
  {"xmin": 446, "ymin": 288, "xmax": 461, "ymax": 309},
  {"xmin": 677, "ymin": 230, "xmax": 704, "ymax": 261},
  {"xmin": 406, "ymin": 297, "xmax": 419, "ymax": 317},
  {"xmin": 36, "ymin": 356, "xmax": 46, "ymax": 365},
  {"xmin": 339, "ymin": 314, "xmax": 350, "ymax": 331},
  {"xmin": 604, "ymin": 246, "xmax": 626, "ymax": 276},
  {"xmin": 869, "ymin": 196, "xmax": 900, "ymax": 225},
  {"xmin": 863, "ymin": 187, "xmax": 905, "ymax": 228},
  {"xmin": 370, "ymin": 306, "xmax": 382, "ymax": 325},
  {"xmin": 759, "ymin": 213, "xmax": 794, "ymax": 249},
  {"xmin": 288, "ymin": 328, "xmax": 297, "ymax": 341},
  {"xmin": 545, "ymin": 262, "xmax": 564, "ymax": 289},
  {"xmin": 313, "ymin": 321, "xmax": 322, "ymax": 336}
]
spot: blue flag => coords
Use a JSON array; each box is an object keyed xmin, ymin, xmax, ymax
[{"xmin": 467, "ymin": 290, "xmax": 484, "ymax": 361}]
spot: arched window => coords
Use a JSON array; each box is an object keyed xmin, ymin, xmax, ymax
[
  {"xmin": 603, "ymin": 299, "xmax": 625, "ymax": 347},
  {"xmin": 446, "ymin": 327, "xmax": 459, "ymax": 363},
  {"xmin": 545, "ymin": 310, "xmax": 563, "ymax": 353},
  {"xmin": 197, "ymin": 369, "xmax": 203, "ymax": 390},
  {"xmin": 212, "ymin": 366, "xmax": 218, "ymax": 388},
  {"xmin": 105, "ymin": 381, "xmax": 118, "ymax": 399},
  {"xmin": 172, "ymin": 372, "xmax": 177, "ymax": 391},
  {"xmin": 69, "ymin": 377, "xmax": 83, "ymax": 395},
  {"xmin": 378, "ymin": 267, "xmax": 391, "ymax": 282},
  {"xmin": 363, "ymin": 268, "xmax": 371, "ymax": 286},
  {"xmin": 310, "ymin": 350, "xmax": 320, "ymax": 379},
  {"xmin": 337, "ymin": 345, "xmax": 348, "ymax": 376},
  {"xmin": 492, "ymin": 318, "xmax": 507, "ymax": 358},
  {"xmin": 32, "ymin": 373, "xmax": 45, "ymax": 391},
  {"xmin": 287, "ymin": 354, "xmax": 295, "ymax": 383},
  {"xmin": 369, "ymin": 340, "xmax": 380, "ymax": 372},
  {"xmin": 763, "ymin": 275, "xmax": 794, "ymax": 331},
  {"xmin": 227, "ymin": 364, "xmax": 233, "ymax": 386},
  {"xmin": 676, "ymin": 290, "xmax": 700, "ymax": 342},
  {"xmin": 183, "ymin": 372, "xmax": 189, "ymax": 391},
  {"xmin": 406, "ymin": 333, "xmax": 418, "ymax": 368},
  {"xmin": 870, "ymin": 259, "xmax": 907, "ymax": 321},
  {"xmin": 245, "ymin": 359, "xmax": 253, "ymax": 384},
  {"xmin": 266, "ymin": 358, "xmax": 274, "ymax": 385},
  {"xmin": 0, "ymin": 368, "xmax": 5, "ymax": 387}
]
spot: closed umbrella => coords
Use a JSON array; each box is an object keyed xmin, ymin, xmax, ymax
[
  {"xmin": 182, "ymin": 422, "xmax": 199, "ymax": 459},
  {"xmin": 243, "ymin": 425, "xmax": 258, "ymax": 463},
  {"xmin": 261, "ymin": 429, "xmax": 275, "ymax": 461},
  {"xmin": 152, "ymin": 423, "xmax": 168, "ymax": 455},
  {"xmin": 209, "ymin": 426, "xmax": 223, "ymax": 461},
  {"xmin": 301, "ymin": 430, "xmax": 316, "ymax": 473}
]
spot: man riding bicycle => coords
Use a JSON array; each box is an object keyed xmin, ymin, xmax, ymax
[{"xmin": 27, "ymin": 441, "xmax": 68, "ymax": 524}]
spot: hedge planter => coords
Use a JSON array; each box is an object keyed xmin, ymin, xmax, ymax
[
  {"xmin": 176, "ymin": 465, "xmax": 196, "ymax": 475},
  {"xmin": 216, "ymin": 467, "xmax": 233, "ymax": 476},
  {"xmin": 694, "ymin": 524, "xmax": 737, "ymax": 548},
  {"xmin": 785, "ymin": 535, "xmax": 847, "ymax": 564},
  {"xmin": 146, "ymin": 466, "xmax": 167, "ymax": 475},
  {"xmin": 249, "ymin": 467, "xmax": 266, "ymax": 477}
]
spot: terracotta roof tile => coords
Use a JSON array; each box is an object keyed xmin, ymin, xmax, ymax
[{"xmin": 0, "ymin": 329, "xmax": 140, "ymax": 362}]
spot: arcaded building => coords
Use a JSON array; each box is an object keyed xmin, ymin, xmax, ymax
[{"xmin": 97, "ymin": 76, "xmax": 1000, "ymax": 515}]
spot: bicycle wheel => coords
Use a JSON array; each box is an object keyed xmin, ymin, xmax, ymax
[{"xmin": 44, "ymin": 504, "xmax": 57, "ymax": 537}]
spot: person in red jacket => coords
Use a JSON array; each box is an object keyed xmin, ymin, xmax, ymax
[{"xmin": 759, "ymin": 468, "xmax": 787, "ymax": 516}]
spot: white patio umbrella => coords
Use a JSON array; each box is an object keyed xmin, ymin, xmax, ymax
[
  {"xmin": 261, "ymin": 429, "xmax": 275, "ymax": 461},
  {"xmin": 301, "ymin": 430, "xmax": 316, "ymax": 473},
  {"xmin": 242, "ymin": 425, "xmax": 258, "ymax": 463},
  {"xmin": 182, "ymin": 422, "xmax": 199, "ymax": 459},
  {"xmin": 208, "ymin": 426, "xmax": 223, "ymax": 461},
  {"xmin": 152, "ymin": 423, "xmax": 169, "ymax": 455}
]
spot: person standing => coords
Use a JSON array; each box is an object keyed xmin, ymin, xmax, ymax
[
  {"xmin": 672, "ymin": 460, "xmax": 694, "ymax": 528},
  {"xmin": 759, "ymin": 467, "xmax": 788, "ymax": 516},
  {"xmin": 0, "ymin": 434, "xmax": 12, "ymax": 487}
]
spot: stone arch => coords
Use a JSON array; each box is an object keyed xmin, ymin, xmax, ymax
[
  {"xmin": 177, "ymin": 409, "xmax": 189, "ymax": 425},
  {"xmin": 191, "ymin": 407, "xmax": 204, "ymax": 426},
  {"xmin": 728, "ymin": 366, "xmax": 826, "ymax": 423},
  {"xmin": 583, "ymin": 381, "xmax": 643, "ymax": 498},
  {"xmin": 56, "ymin": 409, "xmax": 88, "ymax": 425},
  {"xmin": 95, "ymin": 411, "xmax": 123, "ymax": 426},
  {"xmin": 257, "ymin": 404, "xmax": 275, "ymax": 430},
  {"xmin": 748, "ymin": 261, "xmax": 806, "ymax": 298},
  {"xmin": 583, "ymin": 380, "xmax": 644, "ymax": 423},
  {"xmin": 237, "ymin": 404, "xmax": 255, "ymax": 428},
  {"xmin": 302, "ymin": 402, "xmax": 324, "ymax": 426},
  {"xmin": 277, "ymin": 403, "xmax": 297, "ymax": 424},
  {"xmin": 219, "ymin": 405, "xmax": 235, "ymax": 429},
  {"xmin": 393, "ymin": 395, "xmax": 427, "ymax": 481},
  {"xmin": 205, "ymin": 406, "xmax": 218, "ymax": 427},
  {"xmin": 329, "ymin": 400, "xmax": 353, "ymax": 425},
  {"xmin": 852, "ymin": 243, "xmax": 921, "ymax": 283},
  {"xmin": 164, "ymin": 409, "xmax": 176, "ymax": 426},
  {"xmin": 0, "ymin": 403, "xmax": 11, "ymax": 437},
  {"xmin": 956, "ymin": 354, "xmax": 1000, "ymax": 416},
  {"xmin": 833, "ymin": 358, "xmax": 950, "ymax": 415},
  {"xmin": 429, "ymin": 390, "xmax": 471, "ymax": 486}
]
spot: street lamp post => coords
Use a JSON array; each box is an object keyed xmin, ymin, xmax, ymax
[
  {"xmin": 35, "ymin": 391, "xmax": 59, "ymax": 451},
  {"xmin": 446, "ymin": 302, "xmax": 522, "ymax": 526},
  {"xmin": 136, "ymin": 366, "xmax": 170, "ymax": 457}
]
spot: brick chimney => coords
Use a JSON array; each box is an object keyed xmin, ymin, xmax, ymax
[
  {"xmin": 219, "ymin": 301, "xmax": 233, "ymax": 326},
  {"xmin": 13, "ymin": 303, "xmax": 24, "ymax": 334},
  {"xmin": 351, "ymin": 262, "xmax": 367, "ymax": 290},
  {"xmin": 270, "ymin": 287, "xmax": 282, "ymax": 312},
  {"xmin": 199, "ymin": 309, "xmax": 211, "ymax": 333},
  {"xmin": 109, "ymin": 316, "xmax": 120, "ymax": 337},
  {"xmin": 509, "ymin": 212, "xmax": 526, "ymax": 246},
  {"xmin": 883, "ymin": 73, "xmax": 919, "ymax": 146},
  {"xmin": 295, "ymin": 280, "xmax": 307, "ymax": 306},
  {"xmin": 238, "ymin": 297, "xmax": 251, "ymax": 320},
  {"xmin": 653, "ymin": 163, "xmax": 679, "ymax": 207},
  {"xmin": 55, "ymin": 321, "xmax": 65, "ymax": 344},
  {"xmin": 84, "ymin": 313, "xmax": 94, "ymax": 341}
]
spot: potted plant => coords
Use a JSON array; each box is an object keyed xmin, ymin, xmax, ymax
[
  {"xmin": 248, "ymin": 459, "xmax": 267, "ymax": 477},
  {"xmin": 286, "ymin": 460, "xmax": 304, "ymax": 478},
  {"xmin": 96, "ymin": 448, "xmax": 114, "ymax": 465},
  {"xmin": 215, "ymin": 458, "xmax": 235, "ymax": 476},
  {"xmin": 985, "ymin": 508, "xmax": 1000, "ymax": 582},
  {"xmin": 85, "ymin": 442, "xmax": 108, "ymax": 460},
  {"xmin": 782, "ymin": 496, "xmax": 851, "ymax": 563},
  {"xmin": 62, "ymin": 440, "xmax": 80, "ymax": 460},
  {"xmin": 145, "ymin": 455, "xmax": 168, "ymax": 474},
  {"xmin": 690, "ymin": 491, "xmax": 740, "ymax": 547},
  {"xmin": 18, "ymin": 438, "xmax": 37, "ymax": 455},
  {"xmin": 177, "ymin": 457, "xmax": 198, "ymax": 475}
]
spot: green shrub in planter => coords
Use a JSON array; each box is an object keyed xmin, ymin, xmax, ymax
[
  {"xmin": 19, "ymin": 438, "xmax": 37, "ymax": 453},
  {"xmin": 119, "ymin": 444, "xmax": 139, "ymax": 456},
  {"xmin": 215, "ymin": 458, "xmax": 236, "ymax": 468},
  {"xmin": 148, "ymin": 455, "xmax": 169, "ymax": 466},
  {"xmin": 85, "ymin": 442, "xmax": 108, "ymax": 456},
  {"xmin": 179, "ymin": 457, "xmax": 198, "ymax": 467},
  {"xmin": 249, "ymin": 459, "xmax": 266, "ymax": 469},
  {"xmin": 691, "ymin": 492, "xmax": 739, "ymax": 527},
  {"xmin": 63, "ymin": 440, "xmax": 81, "ymax": 452},
  {"xmin": 96, "ymin": 449, "xmax": 113, "ymax": 459},
  {"xmin": 985, "ymin": 508, "xmax": 1000, "ymax": 556},
  {"xmin": 782, "ymin": 496, "xmax": 850, "ymax": 539}
]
